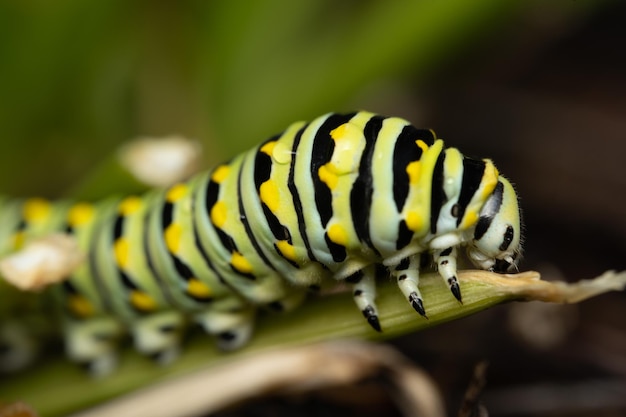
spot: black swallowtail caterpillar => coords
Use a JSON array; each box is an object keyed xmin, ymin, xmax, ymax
[{"xmin": 0, "ymin": 111, "xmax": 522, "ymax": 375}]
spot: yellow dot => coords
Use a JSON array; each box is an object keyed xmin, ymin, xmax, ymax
[
  {"xmin": 187, "ymin": 278, "xmax": 212, "ymax": 299},
  {"xmin": 327, "ymin": 224, "xmax": 348, "ymax": 246},
  {"xmin": 210, "ymin": 201, "xmax": 228, "ymax": 228},
  {"xmin": 406, "ymin": 161, "xmax": 421, "ymax": 185},
  {"xmin": 67, "ymin": 203, "xmax": 95, "ymax": 227},
  {"xmin": 118, "ymin": 196, "xmax": 142, "ymax": 215},
  {"xmin": 231, "ymin": 251, "xmax": 253, "ymax": 275},
  {"xmin": 330, "ymin": 123, "xmax": 348, "ymax": 140},
  {"xmin": 130, "ymin": 291, "xmax": 157, "ymax": 312},
  {"xmin": 23, "ymin": 198, "xmax": 51, "ymax": 222},
  {"xmin": 164, "ymin": 223, "xmax": 182, "ymax": 254},
  {"xmin": 260, "ymin": 140, "xmax": 276, "ymax": 156},
  {"xmin": 479, "ymin": 162, "xmax": 499, "ymax": 200},
  {"xmin": 416, "ymin": 139, "xmax": 430, "ymax": 153},
  {"xmin": 166, "ymin": 183, "xmax": 188, "ymax": 203},
  {"xmin": 460, "ymin": 210, "xmax": 479, "ymax": 229},
  {"xmin": 318, "ymin": 164, "xmax": 338, "ymax": 189},
  {"xmin": 68, "ymin": 295, "xmax": 94, "ymax": 318},
  {"xmin": 405, "ymin": 211, "xmax": 422, "ymax": 232},
  {"xmin": 113, "ymin": 238, "xmax": 129, "ymax": 269},
  {"xmin": 211, "ymin": 165, "xmax": 230, "ymax": 183},
  {"xmin": 276, "ymin": 240, "xmax": 298, "ymax": 262},
  {"xmin": 260, "ymin": 180, "xmax": 280, "ymax": 213}
]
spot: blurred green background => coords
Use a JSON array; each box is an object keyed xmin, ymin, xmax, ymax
[
  {"xmin": 1, "ymin": 0, "xmax": 623, "ymax": 276},
  {"xmin": 0, "ymin": 0, "xmax": 595, "ymax": 196},
  {"xmin": 1, "ymin": 1, "xmax": 626, "ymax": 415}
]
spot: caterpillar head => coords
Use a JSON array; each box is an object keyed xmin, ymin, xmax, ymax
[{"xmin": 466, "ymin": 177, "xmax": 522, "ymax": 273}]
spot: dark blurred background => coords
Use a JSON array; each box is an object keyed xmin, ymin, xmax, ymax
[{"xmin": 0, "ymin": 1, "xmax": 624, "ymax": 415}]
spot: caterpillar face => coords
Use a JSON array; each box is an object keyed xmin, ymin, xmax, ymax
[{"xmin": 467, "ymin": 177, "xmax": 522, "ymax": 272}]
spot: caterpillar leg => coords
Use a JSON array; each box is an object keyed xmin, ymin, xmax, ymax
[
  {"xmin": 349, "ymin": 265, "xmax": 381, "ymax": 332},
  {"xmin": 194, "ymin": 307, "xmax": 256, "ymax": 351},
  {"xmin": 64, "ymin": 317, "xmax": 124, "ymax": 377},
  {"xmin": 131, "ymin": 311, "xmax": 186, "ymax": 365},
  {"xmin": 433, "ymin": 247, "xmax": 462, "ymax": 302},
  {"xmin": 392, "ymin": 254, "xmax": 427, "ymax": 318}
]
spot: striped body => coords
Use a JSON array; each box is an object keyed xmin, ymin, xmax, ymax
[{"xmin": 0, "ymin": 111, "xmax": 522, "ymax": 374}]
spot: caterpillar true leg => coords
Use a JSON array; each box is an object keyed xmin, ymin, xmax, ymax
[
  {"xmin": 392, "ymin": 254, "xmax": 427, "ymax": 317},
  {"xmin": 348, "ymin": 266, "xmax": 381, "ymax": 332},
  {"xmin": 433, "ymin": 247, "xmax": 461, "ymax": 302}
]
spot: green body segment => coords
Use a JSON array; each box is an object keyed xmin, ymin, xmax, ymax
[{"xmin": 0, "ymin": 111, "xmax": 522, "ymax": 373}]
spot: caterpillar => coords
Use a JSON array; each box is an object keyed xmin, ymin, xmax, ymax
[{"xmin": 0, "ymin": 111, "xmax": 522, "ymax": 375}]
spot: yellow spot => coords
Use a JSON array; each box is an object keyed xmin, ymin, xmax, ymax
[
  {"xmin": 211, "ymin": 165, "xmax": 230, "ymax": 183},
  {"xmin": 405, "ymin": 211, "xmax": 422, "ymax": 232},
  {"xmin": 23, "ymin": 198, "xmax": 51, "ymax": 223},
  {"xmin": 210, "ymin": 201, "xmax": 228, "ymax": 228},
  {"xmin": 164, "ymin": 223, "xmax": 182, "ymax": 254},
  {"xmin": 406, "ymin": 161, "xmax": 421, "ymax": 185},
  {"xmin": 480, "ymin": 162, "xmax": 499, "ymax": 200},
  {"xmin": 416, "ymin": 139, "xmax": 430, "ymax": 153},
  {"xmin": 113, "ymin": 238, "xmax": 129, "ymax": 269},
  {"xmin": 118, "ymin": 196, "xmax": 142, "ymax": 215},
  {"xmin": 327, "ymin": 224, "xmax": 348, "ymax": 246},
  {"xmin": 462, "ymin": 211, "xmax": 479, "ymax": 228},
  {"xmin": 260, "ymin": 140, "xmax": 276, "ymax": 156},
  {"xmin": 130, "ymin": 291, "xmax": 157, "ymax": 312},
  {"xmin": 231, "ymin": 251, "xmax": 253, "ymax": 275},
  {"xmin": 330, "ymin": 123, "xmax": 349, "ymax": 140},
  {"xmin": 68, "ymin": 295, "xmax": 94, "ymax": 318},
  {"xmin": 260, "ymin": 180, "xmax": 280, "ymax": 213},
  {"xmin": 166, "ymin": 183, "xmax": 188, "ymax": 203},
  {"xmin": 12, "ymin": 231, "xmax": 25, "ymax": 250},
  {"xmin": 67, "ymin": 203, "xmax": 95, "ymax": 227},
  {"xmin": 318, "ymin": 164, "xmax": 338, "ymax": 189},
  {"xmin": 276, "ymin": 240, "xmax": 297, "ymax": 262},
  {"xmin": 187, "ymin": 278, "xmax": 212, "ymax": 299}
]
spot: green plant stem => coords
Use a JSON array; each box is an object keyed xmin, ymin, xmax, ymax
[{"xmin": 4, "ymin": 269, "xmax": 626, "ymax": 417}]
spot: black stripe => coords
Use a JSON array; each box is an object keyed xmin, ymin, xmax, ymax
[
  {"xmin": 113, "ymin": 215, "xmax": 124, "ymax": 239},
  {"xmin": 310, "ymin": 113, "xmax": 356, "ymax": 263},
  {"xmin": 324, "ymin": 231, "xmax": 346, "ymax": 262},
  {"xmin": 237, "ymin": 159, "xmax": 276, "ymax": 271},
  {"xmin": 396, "ymin": 219, "xmax": 413, "ymax": 250},
  {"xmin": 456, "ymin": 158, "xmax": 487, "ymax": 227},
  {"xmin": 253, "ymin": 138, "xmax": 295, "ymax": 256},
  {"xmin": 288, "ymin": 125, "xmax": 318, "ymax": 263},
  {"xmin": 392, "ymin": 127, "xmax": 436, "ymax": 211},
  {"xmin": 191, "ymin": 187, "xmax": 230, "ymax": 287},
  {"xmin": 253, "ymin": 137, "xmax": 277, "ymax": 190},
  {"xmin": 474, "ymin": 181, "xmax": 504, "ymax": 240},
  {"xmin": 310, "ymin": 114, "xmax": 355, "ymax": 227},
  {"xmin": 350, "ymin": 115, "xmax": 384, "ymax": 256},
  {"xmin": 119, "ymin": 270, "xmax": 139, "ymax": 291},
  {"xmin": 204, "ymin": 174, "xmax": 239, "ymax": 252},
  {"xmin": 499, "ymin": 225, "xmax": 514, "ymax": 251},
  {"xmin": 429, "ymin": 151, "xmax": 447, "ymax": 234},
  {"xmin": 161, "ymin": 201, "xmax": 174, "ymax": 229}
]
